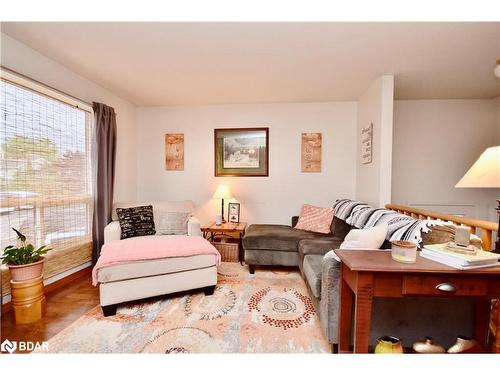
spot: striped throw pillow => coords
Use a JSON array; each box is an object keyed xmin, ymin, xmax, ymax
[{"xmin": 294, "ymin": 204, "xmax": 335, "ymax": 234}]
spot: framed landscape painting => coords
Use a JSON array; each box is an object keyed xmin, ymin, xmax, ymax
[{"xmin": 214, "ymin": 128, "xmax": 269, "ymax": 177}]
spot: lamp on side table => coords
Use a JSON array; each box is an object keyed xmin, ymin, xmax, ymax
[
  {"xmin": 456, "ymin": 146, "xmax": 500, "ymax": 252},
  {"xmin": 212, "ymin": 185, "xmax": 233, "ymax": 224}
]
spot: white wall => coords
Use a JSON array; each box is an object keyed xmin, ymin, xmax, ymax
[
  {"xmin": 0, "ymin": 33, "xmax": 137, "ymax": 202},
  {"xmin": 498, "ymin": 97, "xmax": 500, "ymax": 140},
  {"xmin": 4, "ymin": 31, "xmax": 495, "ymax": 226},
  {"xmin": 355, "ymin": 75, "xmax": 394, "ymax": 207},
  {"xmin": 392, "ymin": 98, "xmax": 500, "ymax": 221},
  {"xmin": 135, "ymin": 102, "xmax": 357, "ymax": 225}
]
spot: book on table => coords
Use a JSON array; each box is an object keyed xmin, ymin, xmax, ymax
[{"xmin": 421, "ymin": 243, "xmax": 500, "ymax": 270}]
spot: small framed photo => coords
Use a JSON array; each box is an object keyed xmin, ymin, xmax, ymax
[{"xmin": 228, "ymin": 202, "xmax": 241, "ymax": 223}]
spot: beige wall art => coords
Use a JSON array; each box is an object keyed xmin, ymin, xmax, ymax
[
  {"xmin": 361, "ymin": 123, "xmax": 373, "ymax": 164},
  {"xmin": 301, "ymin": 133, "xmax": 322, "ymax": 172},
  {"xmin": 165, "ymin": 133, "xmax": 184, "ymax": 171}
]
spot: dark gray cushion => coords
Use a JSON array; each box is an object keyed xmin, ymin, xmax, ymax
[
  {"xmin": 243, "ymin": 224, "xmax": 331, "ymax": 252},
  {"xmin": 245, "ymin": 249, "xmax": 301, "ymax": 267},
  {"xmin": 303, "ymin": 255, "xmax": 323, "ymax": 298},
  {"xmin": 298, "ymin": 238, "xmax": 343, "ymax": 257},
  {"xmin": 331, "ymin": 217, "xmax": 353, "ymax": 239},
  {"xmin": 381, "ymin": 239, "xmax": 392, "ymax": 249}
]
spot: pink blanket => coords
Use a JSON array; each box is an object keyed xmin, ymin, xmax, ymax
[{"xmin": 92, "ymin": 236, "xmax": 221, "ymax": 286}]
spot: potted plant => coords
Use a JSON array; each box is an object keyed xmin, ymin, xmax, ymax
[{"xmin": 1, "ymin": 228, "xmax": 51, "ymax": 282}]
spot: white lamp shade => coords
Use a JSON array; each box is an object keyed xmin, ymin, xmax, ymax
[
  {"xmin": 212, "ymin": 184, "xmax": 233, "ymax": 199},
  {"xmin": 495, "ymin": 61, "xmax": 500, "ymax": 78},
  {"xmin": 455, "ymin": 146, "xmax": 500, "ymax": 188}
]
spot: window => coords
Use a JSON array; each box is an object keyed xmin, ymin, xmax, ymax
[{"xmin": 1, "ymin": 70, "xmax": 93, "ymax": 293}]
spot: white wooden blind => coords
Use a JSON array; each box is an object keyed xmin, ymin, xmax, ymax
[{"xmin": 0, "ymin": 77, "xmax": 93, "ymax": 261}]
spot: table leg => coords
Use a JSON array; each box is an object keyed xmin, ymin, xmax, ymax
[
  {"xmin": 353, "ymin": 272, "xmax": 373, "ymax": 353},
  {"xmin": 473, "ymin": 298, "xmax": 491, "ymax": 351},
  {"xmin": 338, "ymin": 263, "xmax": 354, "ymax": 353},
  {"xmin": 239, "ymin": 233, "xmax": 244, "ymax": 265}
]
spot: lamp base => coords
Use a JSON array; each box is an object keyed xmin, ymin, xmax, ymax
[{"xmin": 221, "ymin": 198, "xmax": 226, "ymax": 224}]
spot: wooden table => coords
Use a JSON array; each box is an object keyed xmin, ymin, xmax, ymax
[
  {"xmin": 201, "ymin": 222, "xmax": 247, "ymax": 264},
  {"xmin": 335, "ymin": 249, "xmax": 500, "ymax": 353}
]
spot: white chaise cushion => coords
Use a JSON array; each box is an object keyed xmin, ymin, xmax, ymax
[
  {"xmin": 104, "ymin": 221, "xmax": 122, "ymax": 243},
  {"xmin": 97, "ymin": 253, "xmax": 216, "ymax": 283},
  {"xmin": 112, "ymin": 200, "xmax": 195, "ymax": 222},
  {"xmin": 99, "ymin": 266, "xmax": 217, "ymax": 306},
  {"xmin": 103, "ymin": 216, "xmax": 201, "ymax": 244}
]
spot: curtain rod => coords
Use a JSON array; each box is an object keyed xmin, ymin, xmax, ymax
[{"xmin": 0, "ymin": 65, "xmax": 93, "ymax": 109}]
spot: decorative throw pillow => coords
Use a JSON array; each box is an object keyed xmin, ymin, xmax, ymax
[
  {"xmin": 294, "ymin": 204, "xmax": 335, "ymax": 234},
  {"xmin": 116, "ymin": 205, "xmax": 156, "ymax": 239},
  {"xmin": 331, "ymin": 216, "xmax": 354, "ymax": 239},
  {"xmin": 340, "ymin": 223, "xmax": 388, "ymax": 249},
  {"xmin": 156, "ymin": 211, "xmax": 190, "ymax": 235}
]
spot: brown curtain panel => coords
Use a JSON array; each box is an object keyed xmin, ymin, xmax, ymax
[{"xmin": 92, "ymin": 102, "xmax": 117, "ymax": 264}]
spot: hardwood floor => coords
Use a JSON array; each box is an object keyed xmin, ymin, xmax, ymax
[{"xmin": 1, "ymin": 273, "xmax": 99, "ymax": 352}]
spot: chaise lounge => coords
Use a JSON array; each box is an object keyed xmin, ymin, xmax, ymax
[{"xmin": 94, "ymin": 200, "xmax": 219, "ymax": 316}]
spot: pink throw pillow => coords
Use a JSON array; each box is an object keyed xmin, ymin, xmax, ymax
[{"xmin": 295, "ymin": 204, "xmax": 335, "ymax": 234}]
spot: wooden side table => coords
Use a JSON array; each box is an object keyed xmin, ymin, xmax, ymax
[
  {"xmin": 201, "ymin": 222, "xmax": 247, "ymax": 264},
  {"xmin": 335, "ymin": 249, "xmax": 500, "ymax": 353}
]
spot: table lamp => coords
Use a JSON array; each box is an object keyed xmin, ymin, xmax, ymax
[
  {"xmin": 212, "ymin": 185, "xmax": 232, "ymax": 224},
  {"xmin": 455, "ymin": 146, "xmax": 500, "ymax": 251}
]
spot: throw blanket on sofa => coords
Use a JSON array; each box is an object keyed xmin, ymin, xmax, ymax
[
  {"xmin": 333, "ymin": 199, "xmax": 432, "ymax": 244},
  {"xmin": 92, "ymin": 236, "xmax": 221, "ymax": 286}
]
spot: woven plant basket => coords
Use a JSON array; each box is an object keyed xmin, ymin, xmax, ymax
[{"xmin": 212, "ymin": 240, "xmax": 239, "ymax": 262}]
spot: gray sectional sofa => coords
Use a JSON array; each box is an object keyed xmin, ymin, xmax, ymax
[
  {"xmin": 243, "ymin": 212, "xmax": 474, "ymax": 352},
  {"xmin": 243, "ymin": 218, "xmax": 342, "ymax": 272}
]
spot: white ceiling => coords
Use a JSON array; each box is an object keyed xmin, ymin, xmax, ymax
[{"xmin": 2, "ymin": 22, "xmax": 500, "ymax": 106}]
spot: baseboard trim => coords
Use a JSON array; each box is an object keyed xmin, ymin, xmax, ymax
[{"xmin": 1, "ymin": 266, "xmax": 92, "ymax": 314}]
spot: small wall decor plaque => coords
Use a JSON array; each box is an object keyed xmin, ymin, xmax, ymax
[
  {"xmin": 301, "ymin": 133, "xmax": 322, "ymax": 173},
  {"xmin": 361, "ymin": 123, "xmax": 373, "ymax": 164},
  {"xmin": 165, "ymin": 133, "xmax": 184, "ymax": 171}
]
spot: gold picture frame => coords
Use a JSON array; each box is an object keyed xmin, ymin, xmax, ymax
[{"xmin": 214, "ymin": 128, "xmax": 269, "ymax": 177}]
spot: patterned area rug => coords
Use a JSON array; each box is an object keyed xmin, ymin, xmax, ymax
[{"xmin": 42, "ymin": 263, "xmax": 330, "ymax": 353}]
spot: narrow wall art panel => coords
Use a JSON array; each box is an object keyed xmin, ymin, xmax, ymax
[
  {"xmin": 361, "ymin": 123, "xmax": 373, "ymax": 164},
  {"xmin": 165, "ymin": 133, "xmax": 184, "ymax": 171},
  {"xmin": 301, "ymin": 132, "xmax": 322, "ymax": 173}
]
